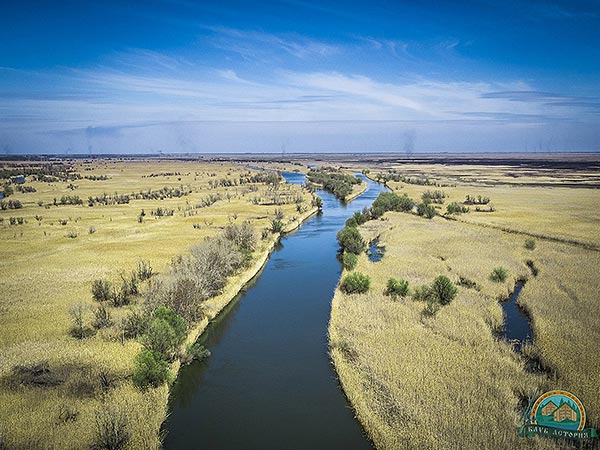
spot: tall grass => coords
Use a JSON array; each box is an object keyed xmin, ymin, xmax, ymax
[
  {"xmin": 0, "ymin": 159, "xmax": 316, "ymax": 449},
  {"xmin": 330, "ymin": 210, "xmax": 597, "ymax": 450}
]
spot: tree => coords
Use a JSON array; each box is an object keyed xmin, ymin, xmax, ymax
[
  {"xmin": 524, "ymin": 238, "xmax": 536, "ymax": 250},
  {"xmin": 417, "ymin": 203, "xmax": 436, "ymax": 219},
  {"xmin": 341, "ymin": 272, "xmax": 371, "ymax": 294},
  {"xmin": 223, "ymin": 222, "xmax": 256, "ymax": 251},
  {"xmin": 336, "ymin": 226, "xmax": 366, "ymax": 254},
  {"xmin": 141, "ymin": 318, "xmax": 178, "ymax": 359},
  {"xmin": 154, "ymin": 306, "xmax": 187, "ymax": 346},
  {"xmin": 430, "ymin": 275, "xmax": 458, "ymax": 305},
  {"xmin": 132, "ymin": 350, "xmax": 171, "ymax": 388}
]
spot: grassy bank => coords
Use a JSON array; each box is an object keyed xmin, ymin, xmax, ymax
[
  {"xmin": 330, "ymin": 165, "xmax": 599, "ymax": 450},
  {"xmin": 0, "ymin": 159, "xmax": 316, "ymax": 449}
]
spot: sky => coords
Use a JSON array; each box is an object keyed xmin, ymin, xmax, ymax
[{"xmin": 1, "ymin": 0, "xmax": 600, "ymax": 154}]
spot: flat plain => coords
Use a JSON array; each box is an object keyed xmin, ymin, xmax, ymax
[
  {"xmin": 330, "ymin": 156, "xmax": 600, "ymax": 450},
  {"xmin": 0, "ymin": 158, "xmax": 315, "ymax": 449}
]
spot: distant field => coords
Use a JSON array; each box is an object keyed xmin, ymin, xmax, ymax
[
  {"xmin": 330, "ymin": 161, "xmax": 600, "ymax": 450},
  {"xmin": 0, "ymin": 159, "xmax": 315, "ymax": 449}
]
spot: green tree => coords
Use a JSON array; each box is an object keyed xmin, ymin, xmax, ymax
[
  {"xmin": 342, "ymin": 252, "xmax": 358, "ymax": 270},
  {"xmin": 430, "ymin": 275, "xmax": 458, "ymax": 305},
  {"xmin": 336, "ymin": 226, "xmax": 366, "ymax": 254},
  {"xmin": 154, "ymin": 306, "xmax": 187, "ymax": 346},
  {"xmin": 132, "ymin": 350, "xmax": 171, "ymax": 388},
  {"xmin": 341, "ymin": 272, "xmax": 371, "ymax": 294},
  {"xmin": 141, "ymin": 318, "xmax": 178, "ymax": 358},
  {"xmin": 417, "ymin": 203, "xmax": 436, "ymax": 219}
]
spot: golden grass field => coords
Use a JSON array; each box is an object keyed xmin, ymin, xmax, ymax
[
  {"xmin": 0, "ymin": 159, "xmax": 315, "ymax": 450},
  {"xmin": 330, "ymin": 162, "xmax": 600, "ymax": 450}
]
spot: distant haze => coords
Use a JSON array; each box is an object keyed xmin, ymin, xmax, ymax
[{"xmin": 1, "ymin": 1, "xmax": 599, "ymax": 154}]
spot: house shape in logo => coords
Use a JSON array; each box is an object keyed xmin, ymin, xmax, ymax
[
  {"xmin": 541, "ymin": 400, "xmax": 558, "ymax": 416},
  {"xmin": 553, "ymin": 403, "xmax": 577, "ymax": 422}
]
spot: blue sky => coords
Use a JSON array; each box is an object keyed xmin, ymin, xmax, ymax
[{"xmin": 1, "ymin": 0, "xmax": 599, "ymax": 154}]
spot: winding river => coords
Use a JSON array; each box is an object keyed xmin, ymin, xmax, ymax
[{"xmin": 163, "ymin": 173, "xmax": 386, "ymax": 450}]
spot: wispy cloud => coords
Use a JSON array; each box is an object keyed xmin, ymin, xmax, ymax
[{"xmin": 202, "ymin": 26, "xmax": 339, "ymax": 61}]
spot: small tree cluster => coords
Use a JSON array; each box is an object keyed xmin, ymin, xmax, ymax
[
  {"xmin": 464, "ymin": 194, "xmax": 490, "ymax": 205},
  {"xmin": 370, "ymin": 192, "xmax": 414, "ymax": 218},
  {"xmin": 421, "ymin": 190, "xmax": 446, "ymax": 205},
  {"xmin": 133, "ymin": 306, "xmax": 187, "ymax": 388},
  {"xmin": 336, "ymin": 226, "xmax": 366, "ymax": 254},
  {"xmin": 345, "ymin": 208, "xmax": 371, "ymax": 227},
  {"xmin": 417, "ymin": 203, "xmax": 436, "ymax": 219},
  {"xmin": 446, "ymin": 202, "xmax": 469, "ymax": 215},
  {"xmin": 412, "ymin": 275, "xmax": 458, "ymax": 314},
  {"xmin": 0, "ymin": 199, "xmax": 22, "ymax": 210}
]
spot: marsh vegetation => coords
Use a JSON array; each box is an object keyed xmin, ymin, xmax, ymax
[
  {"xmin": 330, "ymin": 159, "xmax": 600, "ymax": 450},
  {"xmin": 0, "ymin": 159, "xmax": 316, "ymax": 449}
]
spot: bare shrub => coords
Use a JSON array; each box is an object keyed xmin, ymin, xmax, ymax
[{"xmin": 92, "ymin": 405, "xmax": 131, "ymax": 450}]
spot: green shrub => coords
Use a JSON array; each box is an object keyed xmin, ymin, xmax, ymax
[
  {"xmin": 270, "ymin": 219, "xmax": 284, "ymax": 233},
  {"xmin": 336, "ymin": 226, "xmax": 366, "ymax": 254},
  {"xmin": 141, "ymin": 318, "xmax": 176, "ymax": 356},
  {"xmin": 386, "ymin": 277, "xmax": 409, "ymax": 298},
  {"xmin": 370, "ymin": 192, "xmax": 415, "ymax": 218},
  {"xmin": 417, "ymin": 203, "xmax": 436, "ymax": 219},
  {"xmin": 524, "ymin": 238, "xmax": 536, "ymax": 250},
  {"xmin": 430, "ymin": 275, "xmax": 458, "ymax": 305},
  {"xmin": 341, "ymin": 272, "xmax": 371, "ymax": 294},
  {"xmin": 181, "ymin": 342, "xmax": 211, "ymax": 365},
  {"xmin": 141, "ymin": 307, "xmax": 186, "ymax": 359},
  {"xmin": 342, "ymin": 252, "xmax": 358, "ymax": 271},
  {"xmin": 446, "ymin": 202, "xmax": 469, "ymax": 214},
  {"xmin": 154, "ymin": 306, "xmax": 187, "ymax": 345},
  {"xmin": 132, "ymin": 350, "xmax": 170, "ymax": 388},
  {"xmin": 490, "ymin": 267, "xmax": 508, "ymax": 282},
  {"xmin": 412, "ymin": 285, "xmax": 433, "ymax": 302}
]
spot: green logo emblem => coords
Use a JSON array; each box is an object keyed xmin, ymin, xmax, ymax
[{"xmin": 519, "ymin": 390, "xmax": 597, "ymax": 440}]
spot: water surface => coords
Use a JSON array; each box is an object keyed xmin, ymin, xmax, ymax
[
  {"xmin": 500, "ymin": 281, "xmax": 532, "ymax": 353},
  {"xmin": 163, "ymin": 173, "xmax": 387, "ymax": 450}
]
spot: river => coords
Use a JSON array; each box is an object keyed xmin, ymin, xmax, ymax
[{"xmin": 163, "ymin": 173, "xmax": 386, "ymax": 450}]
